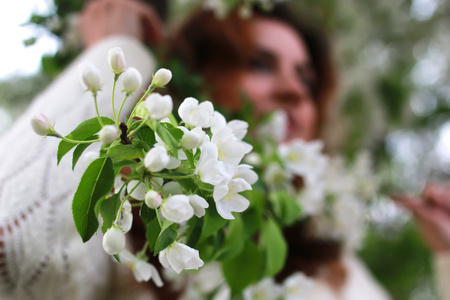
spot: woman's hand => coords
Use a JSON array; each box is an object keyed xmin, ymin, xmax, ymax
[
  {"xmin": 79, "ymin": 0, "xmax": 164, "ymax": 48},
  {"xmin": 395, "ymin": 183, "xmax": 450, "ymax": 253}
]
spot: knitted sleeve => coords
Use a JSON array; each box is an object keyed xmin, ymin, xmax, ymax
[
  {"xmin": 434, "ymin": 252, "xmax": 450, "ymax": 300},
  {"xmin": 0, "ymin": 36, "xmax": 155, "ymax": 300}
]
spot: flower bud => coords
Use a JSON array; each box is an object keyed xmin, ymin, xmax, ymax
[
  {"xmin": 122, "ymin": 67, "xmax": 142, "ymax": 95},
  {"xmin": 145, "ymin": 93, "xmax": 173, "ymax": 120},
  {"xmin": 108, "ymin": 47, "xmax": 126, "ymax": 75},
  {"xmin": 145, "ymin": 144, "xmax": 170, "ymax": 172},
  {"xmin": 161, "ymin": 195, "xmax": 194, "ymax": 223},
  {"xmin": 145, "ymin": 190, "xmax": 162, "ymax": 209},
  {"xmin": 103, "ymin": 226, "xmax": 125, "ymax": 255},
  {"xmin": 98, "ymin": 125, "xmax": 118, "ymax": 144},
  {"xmin": 152, "ymin": 68, "xmax": 172, "ymax": 87},
  {"xmin": 31, "ymin": 113, "xmax": 55, "ymax": 136},
  {"xmin": 181, "ymin": 127, "xmax": 206, "ymax": 149},
  {"xmin": 81, "ymin": 63, "xmax": 102, "ymax": 93}
]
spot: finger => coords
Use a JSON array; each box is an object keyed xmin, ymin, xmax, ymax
[{"xmin": 423, "ymin": 182, "xmax": 450, "ymax": 214}]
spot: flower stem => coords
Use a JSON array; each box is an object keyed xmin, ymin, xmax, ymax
[
  {"xmin": 117, "ymin": 94, "xmax": 129, "ymax": 126},
  {"xmin": 115, "ymin": 178, "xmax": 144, "ymax": 222},
  {"xmin": 112, "ymin": 75, "xmax": 118, "ymax": 129},
  {"xmin": 93, "ymin": 94, "xmax": 104, "ymax": 127},
  {"xmin": 60, "ymin": 136, "xmax": 101, "ymax": 144},
  {"xmin": 152, "ymin": 173, "xmax": 195, "ymax": 179},
  {"xmin": 127, "ymin": 120, "xmax": 147, "ymax": 138}
]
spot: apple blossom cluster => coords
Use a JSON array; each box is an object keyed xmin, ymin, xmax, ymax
[
  {"xmin": 165, "ymin": 261, "xmax": 316, "ymax": 300},
  {"xmin": 32, "ymin": 46, "xmax": 258, "ymax": 286},
  {"xmin": 254, "ymin": 110, "xmax": 376, "ymax": 249}
]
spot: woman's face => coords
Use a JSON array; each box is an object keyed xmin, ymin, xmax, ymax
[{"xmin": 237, "ymin": 17, "xmax": 318, "ymax": 141}]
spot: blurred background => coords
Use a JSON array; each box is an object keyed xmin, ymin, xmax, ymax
[{"xmin": 1, "ymin": 0, "xmax": 449, "ymax": 299}]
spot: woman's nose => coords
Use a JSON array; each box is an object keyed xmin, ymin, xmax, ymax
[{"xmin": 273, "ymin": 72, "xmax": 308, "ymax": 107}]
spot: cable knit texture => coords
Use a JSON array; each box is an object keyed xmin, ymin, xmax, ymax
[{"xmin": 0, "ymin": 36, "xmax": 154, "ymax": 300}]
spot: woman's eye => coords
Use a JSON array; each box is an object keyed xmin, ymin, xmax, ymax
[{"xmin": 248, "ymin": 56, "xmax": 273, "ymax": 73}]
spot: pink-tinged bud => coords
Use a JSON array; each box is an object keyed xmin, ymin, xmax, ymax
[
  {"xmin": 98, "ymin": 125, "xmax": 118, "ymax": 144},
  {"xmin": 80, "ymin": 63, "xmax": 102, "ymax": 92},
  {"xmin": 122, "ymin": 67, "xmax": 142, "ymax": 95},
  {"xmin": 108, "ymin": 47, "xmax": 126, "ymax": 75},
  {"xmin": 152, "ymin": 68, "xmax": 172, "ymax": 87},
  {"xmin": 31, "ymin": 113, "xmax": 55, "ymax": 136},
  {"xmin": 102, "ymin": 226, "xmax": 126, "ymax": 255},
  {"xmin": 145, "ymin": 190, "xmax": 162, "ymax": 209}
]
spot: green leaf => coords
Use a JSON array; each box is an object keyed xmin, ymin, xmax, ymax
[
  {"xmin": 186, "ymin": 217, "xmax": 204, "ymax": 248},
  {"xmin": 217, "ymin": 215, "xmax": 244, "ymax": 261},
  {"xmin": 72, "ymin": 135, "xmax": 97, "ymax": 170},
  {"xmin": 99, "ymin": 193, "xmax": 121, "ymax": 234},
  {"xmin": 57, "ymin": 117, "xmax": 114, "ymax": 164},
  {"xmin": 200, "ymin": 207, "xmax": 228, "ymax": 242},
  {"xmin": 260, "ymin": 218, "xmax": 287, "ymax": 277},
  {"xmin": 106, "ymin": 143, "xmax": 146, "ymax": 160},
  {"xmin": 223, "ymin": 240, "xmax": 263, "ymax": 296},
  {"xmin": 146, "ymin": 218, "xmax": 160, "ymax": 251},
  {"xmin": 154, "ymin": 227, "xmax": 177, "ymax": 255},
  {"xmin": 134, "ymin": 126, "xmax": 156, "ymax": 145},
  {"xmin": 72, "ymin": 157, "xmax": 114, "ymax": 242},
  {"xmin": 155, "ymin": 122, "xmax": 183, "ymax": 158},
  {"xmin": 269, "ymin": 191, "xmax": 302, "ymax": 226},
  {"xmin": 140, "ymin": 204, "xmax": 157, "ymax": 224},
  {"xmin": 182, "ymin": 149, "xmax": 195, "ymax": 168}
]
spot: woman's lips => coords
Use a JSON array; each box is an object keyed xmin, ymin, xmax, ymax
[{"xmin": 286, "ymin": 111, "xmax": 300, "ymax": 140}]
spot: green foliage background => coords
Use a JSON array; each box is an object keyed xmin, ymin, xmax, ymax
[{"xmin": 1, "ymin": 0, "xmax": 449, "ymax": 299}]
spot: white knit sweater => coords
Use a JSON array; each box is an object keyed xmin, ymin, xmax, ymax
[{"xmin": 0, "ymin": 36, "xmax": 154, "ymax": 300}]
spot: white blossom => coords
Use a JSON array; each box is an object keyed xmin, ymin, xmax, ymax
[
  {"xmin": 213, "ymin": 178, "xmax": 251, "ymax": 219},
  {"xmin": 243, "ymin": 153, "xmax": 262, "ymax": 167},
  {"xmin": 145, "ymin": 144, "xmax": 170, "ymax": 172},
  {"xmin": 145, "ymin": 93, "xmax": 173, "ymax": 120},
  {"xmin": 188, "ymin": 195, "xmax": 209, "ymax": 218},
  {"xmin": 278, "ymin": 139, "xmax": 327, "ymax": 185},
  {"xmin": 283, "ymin": 272, "xmax": 315, "ymax": 300},
  {"xmin": 122, "ymin": 67, "xmax": 142, "ymax": 95},
  {"xmin": 102, "ymin": 226, "xmax": 125, "ymax": 255},
  {"xmin": 161, "ymin": 195, "xmax": 194, "ymax": 223},
  {"xmin": 145, "ymin": 190, "xmax": 162, "ymax": 209},
  {"xmin": 120, "ymin": 250, "xmax": 163, "ymax": 286},
  {"xmin": 178, "ymin": 97, "xmax": 215, "ymax": 128},
  {"xmin": 80, "ymin": 63, "xmax": 102, "ymax": 93},
  {"xmin": 152, "ymin": 68, "xmax": 172, "ymax": 87},
  {"xmin": 31, "ymin": 113, "xmax": 55, "ymax": 136},
  {"xmin": 235, "ymin": 164, "xmax": 258, "ymax": 185},
  {"xmin": 108, "ymin": 47, "xmax": 126, "ymax": 75},
  {"xmin": 98, "ymin": 125, "xmax": 118, "ymax": 144},
  {"xmin": 243, "ymin": 278, "xmax": 282, "ymax": 300},
  {"xmin": 117, "ymin": 200, "xmax": 133, "ymax": 232},
  {"xmin": 211, "ymin": 127, "xmax": 251, "ymax": 166},
  {"xmin": 195, "ymin": 142, "xmax": 235, "ymax": 186},
  {"xmin": 159, "ymin": 242, "xmax": 204, "ymax": 274},
  {"xmin": 256, "ymin": 110, "xmax": 287, "ymax": 143},
  {"xmin": 263, "ymin": 163, "xmax": 294, "ymax": 192}
]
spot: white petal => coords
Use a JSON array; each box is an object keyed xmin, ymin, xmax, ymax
[{"xmin": 127, "ymin": 180, "xmax": 146, "ymax": 201}]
